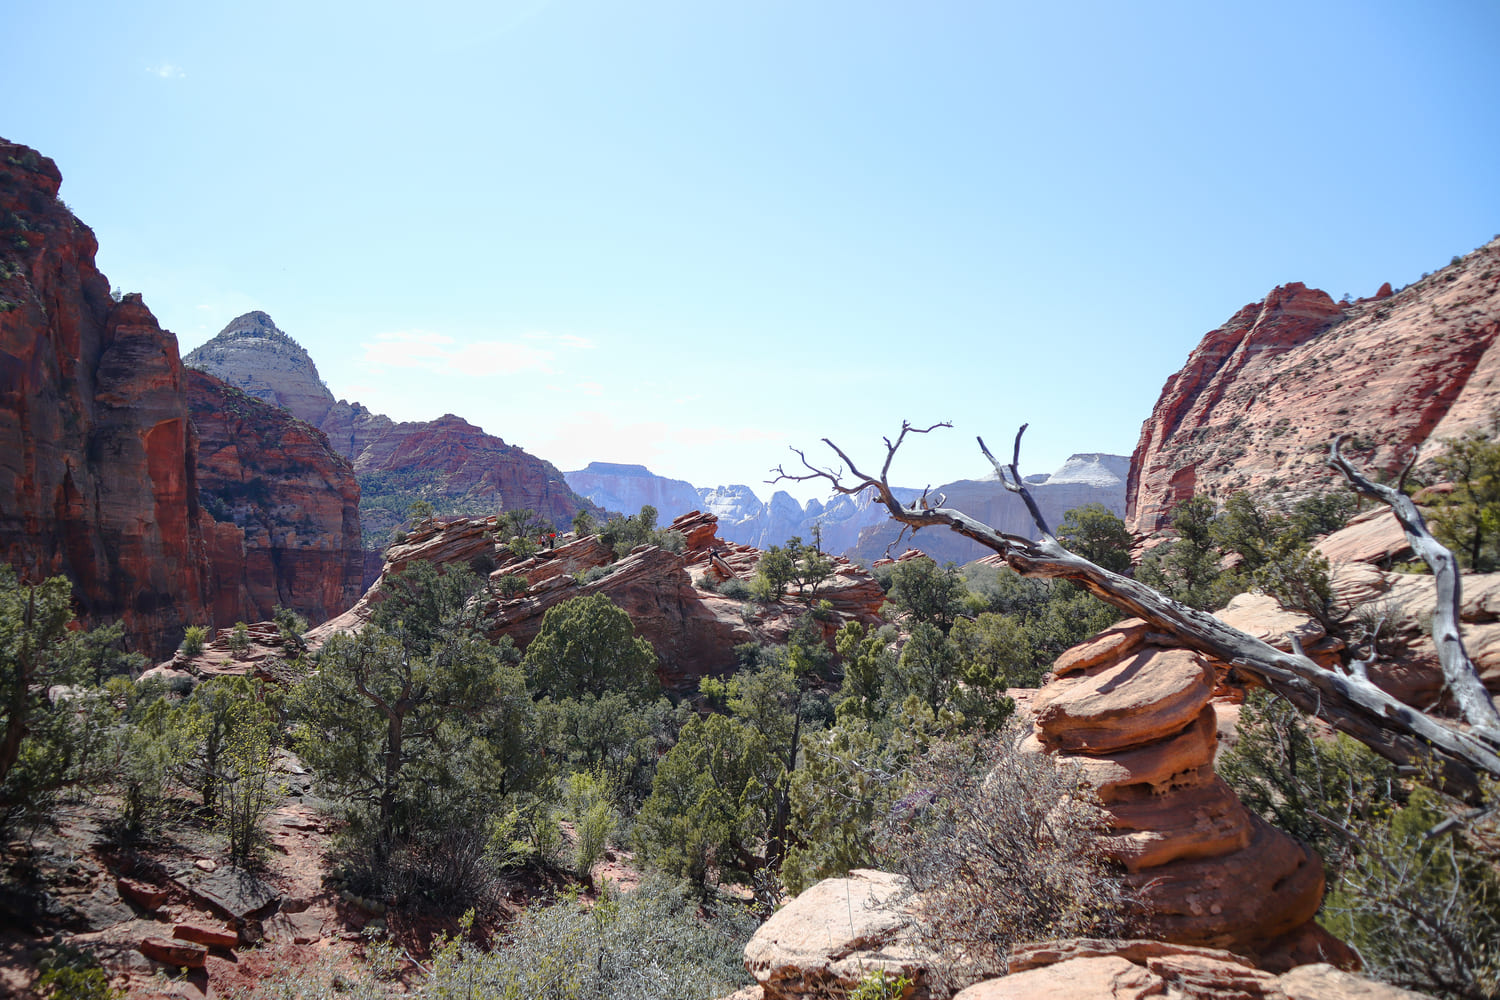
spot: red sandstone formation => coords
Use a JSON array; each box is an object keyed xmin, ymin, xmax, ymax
[
  {"xmin": 309, "ymin": 510, "xmax": 886, "ymax": 691},
  {"xmin": 187, "ymin": 370, "xmax": 363, "ymax": 626},
  {"xmin": 1024, "ymin": 621, "xmax": 1341, "ymax": 964},
  {"xmin": 0, "ymin": 140, "xmax": 216, "ymax": 655},
  {"xmin": 0, "ymin": 138, "xmax": 363, "ymax": 656},
  {"xmin": 1128, "ymin": 240, "xmax": 1500, "ymax": 534}
]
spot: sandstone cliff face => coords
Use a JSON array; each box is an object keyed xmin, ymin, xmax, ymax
[
  {"xmin": 0, "ymin": 139, "xmax": 214, "ymax": 655},
  {"xmin": 1128, "ymin": 241, "xmax": 1500, "ymax": 534},
  {"xmin": 0, "ymin": 139, "xmax": 365, "ymax": 657},
  {"xmin": 186, "ymin": 370, "xmax": 364, "ymax": 628},
  {"xmin": 186, "ymin": 314, "xmax": 600, "ymax": 548}
]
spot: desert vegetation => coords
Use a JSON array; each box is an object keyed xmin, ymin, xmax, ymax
[{"xmin": 8, "ymin": 423, "xmax": 1500, "ymax": 998}]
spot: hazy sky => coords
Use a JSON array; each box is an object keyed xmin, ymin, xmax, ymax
[{"xmin": 6, "ymin": 1, "xmax": 1498, "ymax": 503}]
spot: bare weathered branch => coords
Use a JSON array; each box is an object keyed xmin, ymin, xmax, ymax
[
  {"xmin": 1328, "ymin": 435, "xmax": 1500, "ymax": 739},
  {"xmin": 781, "ymin": 423, "xmax": 1500, "ymax": 802}
]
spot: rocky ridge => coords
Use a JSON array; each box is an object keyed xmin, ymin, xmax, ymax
[
  {"xmin": 308, "ymin": 509, "xmax": 886, "ymax": 690},
  {"xmin": 185, "ymin": 313, "xmax": 600, "ymax": 552},
  {"xmin": 848, "ymin": 454, "xmax": 1130, "ymax": 565},
  {"xmin": 1128, "ymin": 240, "xmax": 1500, "ymax": 535}
]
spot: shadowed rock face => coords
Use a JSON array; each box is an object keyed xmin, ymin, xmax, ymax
[
  {"xmin": 0, "ymin": 138, "xmax": 364, "ymax": 656},
  {"xmin": 186, "ymin": 370, "xmax": 364, "ymax": 630},
  {"xmin": 1128, "ymin": 241, "xmax": 1500, "ymax": 535}
]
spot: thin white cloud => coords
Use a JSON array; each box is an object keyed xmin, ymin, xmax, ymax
[
  {"xmin": 147, "ymin": 63, "xmax": 186, "ymax": 79},
  {"xmin": 362, "ymin": 330, "xmax": 554, "ymax": 376},
  {"xmin": 522, "ymin": 330, "xmax": 596, "ymax": 350}
]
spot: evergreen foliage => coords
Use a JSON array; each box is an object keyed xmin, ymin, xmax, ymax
[{"xmin": 521, "ymin": 594, "xmax": 659, "ymax": 701}]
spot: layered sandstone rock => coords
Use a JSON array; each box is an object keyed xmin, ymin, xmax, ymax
[
  {"xmin": 1025, "ymin": 622, "xmax": 1336, "ymax": 961},
  {"xmin": 187, "ymin": 370, "xmax": 363, "ymax": 627},
  {"xmin": 0, "ymin": 138, "xmax": 365, "ymax": 656},
  {"xmin": 307, "ymin": 510, "xmax": 886, "ymax": 691},
  {"xmin": 1128, "ymin": 240, "xmax": 1500, "ymax": 535}
]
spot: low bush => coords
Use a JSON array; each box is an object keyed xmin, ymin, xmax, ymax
[
  {"xmin": 879, "ymin": 725, "xmax": 1131, "ymax": 991},
  {"xmin": 180, "ymin": 625, "xmax": 207, "ymax": 657}
]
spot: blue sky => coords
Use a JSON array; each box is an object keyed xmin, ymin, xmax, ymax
[{"xmin": 6, "ymin": 1, "xmax": 1498, "ymax": 503}]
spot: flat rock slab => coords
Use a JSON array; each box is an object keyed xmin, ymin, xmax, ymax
[
  {"xmin": 172, "ymin": 867, "xmax": 280, "ymax": 921},
  {"xmin": 1033, "ymin": 647, "xmax": 1214, "ymax": 753},
  {"xmin": 174, "ymin": 921, "xmax": 238, "ymax": 949},
  {"xmin": 117, "ymin": 876, "xmax": 171, "ymax": 911},
  {"xmin": 140, "ymin": 937, "xmax": 208, "ymax": 969},
  {"xmin": 1052, "ymin": 619, "xmax": 1150, "ymax": 677},
  {"xmin": 954, "ymin": 955, "xmax": 1166, "ymax": 1000}
]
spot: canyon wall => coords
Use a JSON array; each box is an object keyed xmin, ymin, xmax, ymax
[
  {"xmin": 0, "ymin": 139, "xmax": 362, "ymax": 656},
  {"xmin": 1128, "ymin": 240, "xmax": 1500, "ymax": 534}
]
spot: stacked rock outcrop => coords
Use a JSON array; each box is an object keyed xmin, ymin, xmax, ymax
[
  {"xmin": 307, "ymin": 510, "xmax": 886, "ymax": 691},
  {"xmin": 1024, "ymin": 621, "xmax": 1337, "ymax": 964}
]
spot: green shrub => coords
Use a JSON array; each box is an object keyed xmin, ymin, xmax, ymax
[
  {"xmin": 718, "ymin": 577, "xmax": 750, "ymax": 600},
  {"xmin": 496, "ymin": 573, "xmax": 529, "ymax": 597},
  {"xmin": 559, "ymin": 771, "xmax": 618, "ymax": 879},
  {"xmin": 419, "ymin": 876, "xmax": 755, "ymax": 1000},
  {"xmin": 180, "ymin": 625, "xmax": 208, "ymax": 657},
  {"xmin": 272, "ymin": 605, "xmax": 308, "ymax": 652},
  {"xmin": 226, "ymin": 621, "xmax": 251, "ymax": 654},
  {"xmin": 1222, "ymin": 690, "xmax": 1500, "ymax": 999},
  {"xmin": 848, "ymin": 969, "xmax": 914, "ymax": 1000}
]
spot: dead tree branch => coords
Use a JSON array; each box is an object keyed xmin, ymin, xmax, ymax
[
  {"xmin": 1327, "ymin": 434, "xmax": 1500, "ymax": 739},
  {"xmin": 774, "ymin": 424, "xmax": 1500, "ymax": 802}
]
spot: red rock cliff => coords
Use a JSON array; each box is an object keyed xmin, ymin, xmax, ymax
[
  {"xmin": 0, "ymin": 140, "xmax": 214, "ymax": 653},
  {"xmin": 1, "ymin": 139, "xmax": 364, "ymax": 655},
  {"xmin": 186, "ymin": 370, "xmax": 364, "ymax": 628},
  {"xmin": 1128, "ymin": 240, "xmax": 1500, "ymax": 534}
]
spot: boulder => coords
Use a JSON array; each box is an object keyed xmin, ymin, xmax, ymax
[
  {"xmin": 1125, "ymin": 815, "xmax": 1324, "ymax": 950},
  {"xmin": 743, "ymin": 870, "xmax": 929, "ymax": 1000}
]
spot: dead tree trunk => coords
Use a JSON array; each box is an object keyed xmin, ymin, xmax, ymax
[{"xmin": 774, "ymin": 423, "xmax": 1500, "ymax": 802}]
